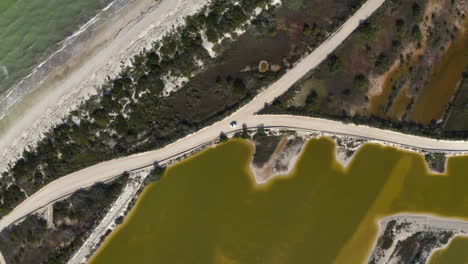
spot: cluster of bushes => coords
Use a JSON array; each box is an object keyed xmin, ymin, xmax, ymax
[
  {"xmin": 353, "ymin": 74, "xmax": 369, "ymax": 93},
  {"xmin": 424, "ymin": 153, "xmax": 446, "ymax": 173},
  {"xmin": 145, "ymin": 165, "xmax": 167, "ymax": 183},
  {"xmin": 324, "ymin": 55, "xmax": 342, "ymax": 74},
  {"xmin": 252, "ymin": 132, "xmax": 282, "ymax": 167}
]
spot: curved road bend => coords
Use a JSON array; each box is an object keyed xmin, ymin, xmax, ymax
[{"xmin": 4, "ymin": 0, "xmax": 459, "ymax": 231}]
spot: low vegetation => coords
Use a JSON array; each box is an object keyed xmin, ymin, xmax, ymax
[
  {"xmin": 252, "ymin": 129, "xmax": 282, "ymax": 167},
  {"xmin": 369, "ymin": 219, "xmax": 454, "ymax": 264},
  {"xmin": 444, "ymin": 70, "xmax": 468, "ymax": 134},
  {"xmin": 0, "ymin": 176, "xmax": 127, "ymax": 264},
  {"xmin": 424, "ymin": 152, "xmax": 446, "ymax": 173}
]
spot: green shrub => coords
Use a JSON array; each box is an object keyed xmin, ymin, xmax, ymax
[
  {"xmin": 324, "ymin": 55, "xmax": 342, "ymax": 74},
  {"xmin": 357, "ymin": 20, "xmax": 379, "ymax": 42},
  {"xmin": 353, "ymin": 74, "xmax": 369, "ymax": 93},
  {"xmin": 395, "ymin": 18, "xmax": 407, "ymax": 37},
  {"xmin": 411, "ymin": 24, "xmax": 422, "ymax": 42},
  {"xmin": 305, "ymin": 90, "xmax": 321, "ymax": 112},
  {"xmin": 284, "ymin": 0, "xmax": 303, "ymax": 11},
  {"xmin": 411, "ymin": 2, "xmax": 422, "ymax": 21},
  {"xmin": 219, "ymin": 132, "xmax": 228, "ymax": 142},
  {"xmin": 375, "ymin": 53, "xmax": 391, "ymax": 74}
]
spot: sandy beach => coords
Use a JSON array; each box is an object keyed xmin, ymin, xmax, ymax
[
  {"xmin": 0, "ymin": 0, "xmax": 130, "ymax": 117},
  {"xmin": 0, "ymin": 0, "xmax": 210, "ymax": 173}
]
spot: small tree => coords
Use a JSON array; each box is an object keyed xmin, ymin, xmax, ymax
[
  {"xmin": 231, "ymin": 78, "xmax": 247, "ymax": 97},
  {"xmin": 242, "ymin": 123, "xmax": 250, "ymax": 139},
  {"xmin": 353, "ymin": 74, "xmax": 369, "ymax": 93},
  {"xmin": 412, "ymin": 3, "xmax": 422, "ymax": 20},
  {"xmin": 324, "ymin": 55, "xmax": 342, "ymax": 74},
  {"xmin": 219, "ymin": 132, "xmax": 228, "ymax": 142},
  {"xmin": 375, "ymin": 53, "xmax": 391, "ymax": 74},
  {"xmin": 256, "ymin": 124, "xmax": 266, "ymax": 137},
  {"xmin": 305, "ymin": 90, "xmax": 320, "ymax": 112},
  {"xmin": 147, "ymin": 165, "xmax": 166, "ymax": 182},
  {"xmin": 115, "ymin": 216, "xmax": 124, "ymax": 225}
]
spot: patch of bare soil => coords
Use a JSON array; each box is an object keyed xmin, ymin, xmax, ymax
[
  {"xmin": 368, "ymin": 59, "xmax": 400, "ymax": 100},
  {"xmin": 333, "ymin": 136, "xmax": 365, "ymax": 167},
  {"xmin": 258, "ymin": 60, "xmax": 269, "ymax": 72}
]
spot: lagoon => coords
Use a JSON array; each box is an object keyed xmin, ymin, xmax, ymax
[{"xmin": 90, "ymin": 138, "xmax": 468, "ymax": 264}]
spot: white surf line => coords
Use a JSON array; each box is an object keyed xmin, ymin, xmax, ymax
[
  {"xmin": 0, "ymin": 0, "xmax": 131, "ymax": 117},
  {"xmin": 0, "ymin": 0, "xmax": 210, "ymax": 173}
]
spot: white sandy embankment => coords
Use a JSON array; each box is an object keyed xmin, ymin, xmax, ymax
[
  {"xmin": 68, "ymin": 169, "xmax": 150, "ymax": 264},
  {"xmin": 0, "ymin": 0, "xmax": 211, "ymax": 173}
]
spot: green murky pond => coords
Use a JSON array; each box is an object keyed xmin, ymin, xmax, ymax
[
  {"xmin": 90, "ymin": 138, "xmax": 468, "ymax": 264},
  {"xmin": 428, "ymin": 236, "xmax": 468, "ymax": 264}
]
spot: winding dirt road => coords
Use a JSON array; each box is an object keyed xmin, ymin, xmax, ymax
[{"xmin": 3, "ymin": 0, "xmax": 466, "ymax": 233}]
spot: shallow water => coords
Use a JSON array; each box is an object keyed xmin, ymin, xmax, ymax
[
  {"xmin": 0, "ymin": 0, "xmax": 113, "ymax": 95},
  {"xmin": 428, "ymin": 236, "xmax": 468, "ymax": 264},
  {"xmin": 90, "ymin": 138, "xmax": 468, "ymax": 264}
]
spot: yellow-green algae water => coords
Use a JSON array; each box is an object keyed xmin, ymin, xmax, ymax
[
  {"xmin": 428, "ymin": 236, "xmax": 468, "ymax": 264},
  {"xmin": 90, "ymin": 138, "xmax": 468, "ymax": 264}
]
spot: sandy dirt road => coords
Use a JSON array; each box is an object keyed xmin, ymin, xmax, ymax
[{"xmin": 6, "ymin": 0, "xmax": 466, "ymax": 232}]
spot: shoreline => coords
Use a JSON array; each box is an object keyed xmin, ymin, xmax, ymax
[
  {"xmin": 425, "ymin": 234, "xmax": 468, "ymax": 263},
  {"xmin": 0, "ymin": 0, "xmax": 131, "ymax": 119},
  {"xmin": 251, "ymin": 128, "xmax": 466, "ymax": 180},
  {"xmin": 2, "ymin": 123, "xmax": 466, "ymax": 230},
  {"xmin": 367, "ymin": 213, "xmax": 468, "ymax": 264},
  {"xmin": 0, "ymin": 0, "xmax": 211, "ymax": 173},
  {"xmin": 1, "ymin": 131, "xmax": 466, "ymax": 262},
  {"xmin": 73, "ymin": 135, "xmax": 468, "ymax": 264}
]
